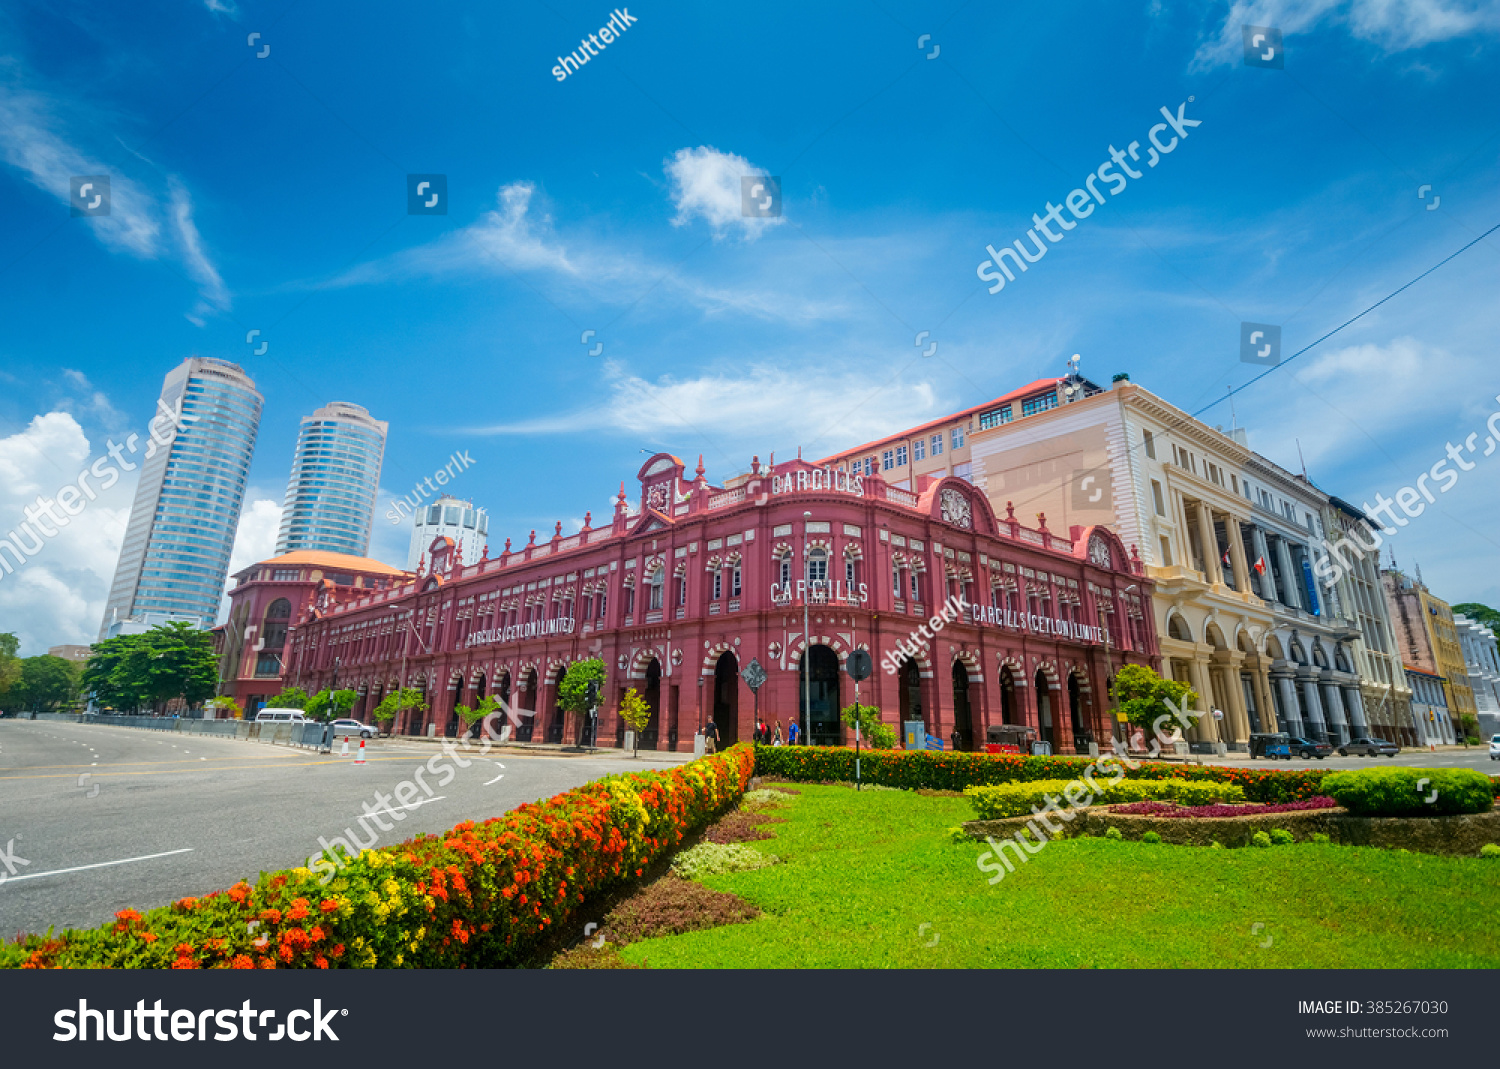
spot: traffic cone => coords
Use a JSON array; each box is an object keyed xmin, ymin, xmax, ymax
[
  {"xmin": 341, "ymin": 736, "xmax": 350, "ymax": 757},
  {"xmin": 355, "ymin": 738, "xmax": 366, "ymax": 765}
]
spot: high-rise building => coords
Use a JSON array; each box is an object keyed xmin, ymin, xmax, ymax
[
  {"xmin": 100, "ymin": 357, "xmax": 263, "ymax": 638},
  {"xmin": 406, "ymin": 495, "xmax": 488, "ymax": 570},
  {"xmin": 274, "ymin": 402, "xmax": 388, "ymax": 557}
]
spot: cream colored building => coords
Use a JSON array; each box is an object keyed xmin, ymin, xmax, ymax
[{"xmin": 963, "ymin": 377, "xmax": 1374, "ymax": 750}]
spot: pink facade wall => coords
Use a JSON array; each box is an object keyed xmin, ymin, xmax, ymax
[{"xmin": 284, "ymin": 454, "xmax": 1158, "ymax": 752}]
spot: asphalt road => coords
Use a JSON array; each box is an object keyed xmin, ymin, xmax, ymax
[{"xmin": 0, "ymin": 719, "xmax": 687, "ymax": 938}]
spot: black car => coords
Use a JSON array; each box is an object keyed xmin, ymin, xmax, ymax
[
  {"xmin": 1284, "ymin": 735, "xmax": 1333, "ymax": 760},
  {"xmin": 1338, "ymin": 736, "xmax": 1401, "ymax": 757}
]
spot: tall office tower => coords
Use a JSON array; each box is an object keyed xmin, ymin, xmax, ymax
[
  {"xmin": 274, "ymin": 402, "xmax": 388, "ymax": 557},
  {"xmin": 100, "ymin": 357, "xmax": 263, "ymax": 639},
  {"xmin": 406, "ymin": 495, "xmax": 488, "ymax": 569}
]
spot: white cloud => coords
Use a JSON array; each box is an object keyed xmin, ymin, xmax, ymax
[
  {"xmin": 203, "ymin": 0, "xmax": 239, "ymax": 15},
  {"xmin": 1191, "ymin": 0, "xmax": 1500, "ymax": 68},
  {"xmin": 0, "ymin": 83, "xmax": 230, "ymax": 322},
  {"xmin": 665, "ymin": 146, "xmax": 784, "ymax": 241},
  {"xmin": 0, "ymin": 412, "xmax": 138, "ymax": 656},
  {"xmin": 465, "ymin": 360, "xmax": 943, "ymax": 461},
  {"xmin": 217, "ymin": 498, "xmax": 284, "ymax": 621}
]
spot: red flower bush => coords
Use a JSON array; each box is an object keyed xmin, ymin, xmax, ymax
[{"xmin": 2, "ymin": 744, "xmax": 753, "ymax": 970}]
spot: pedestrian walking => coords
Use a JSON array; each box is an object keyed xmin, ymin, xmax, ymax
[
  {"xmin": 703, "ymin": 718, "xmax": 719, "ymax": 754},
  {"xmin": 787, "ymin": 719, "xmax": 800, "ymax": 745},
  {"xmin": 772, "ymin": 720, "xmax": 784, "ymax": 746}
]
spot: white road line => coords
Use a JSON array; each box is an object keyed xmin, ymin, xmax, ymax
[
  {"xmin": 0, "ymin": 848, "xmax": 194, "ymax": 886},
  {"xmin": 365, "ymin": 796, "xmax": 447, "ymax": 821}
]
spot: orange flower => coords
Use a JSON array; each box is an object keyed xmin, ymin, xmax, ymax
[
  {"xmin": 229, "ymin": 954, "xmax": 255, "ymax": 969},
  {"xmin": 319, "ymin": 899, "xmax": 339, "ymax": 914},
  {"xmin": 140, "ymin": 932, "xmax": 158, "ymax": 943}
]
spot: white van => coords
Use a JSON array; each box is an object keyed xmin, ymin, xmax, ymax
[{"xmin": 254, "ymin": 708, "xmax": 308, "ymax": 724}]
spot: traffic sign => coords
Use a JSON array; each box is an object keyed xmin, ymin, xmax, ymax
[
  {"xmin": 743, "ymin": 658, "xmax": 767, "ymax": 692},
  {"xmin": 846, "ymin": 649, "xmax": 873, "ymax": 682}
]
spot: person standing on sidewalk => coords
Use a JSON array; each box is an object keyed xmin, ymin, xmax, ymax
[
  {"xmin": 787, "ymin": 719, "xmax": 800, "ymax": 745},
  {"xmin": 772, "ymin": 720, "xmax": 784, "ymax": 746},
  {"xmin": 703, "ymin": 718, "xmax": 720, "ymax": 754}
]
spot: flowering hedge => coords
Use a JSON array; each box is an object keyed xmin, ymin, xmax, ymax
[
  {"xmin": 1110, "ymin": 797, "xmax": 1340, "ymax": 818},
  {"xmin": 755, "ymin": 744, "xmax": 1355, "ymax": 803},
  {"xmin": 1, "ymin": 744, "xmax": 754, "ymax": 970}
]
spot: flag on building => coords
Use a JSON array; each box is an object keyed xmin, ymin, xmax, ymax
[
  {"xmin": 1222, "ymin": 549, "xmax": 1231, "ymax": 566},
  {"xmin": 1253, "ymin": 556, "xmax": 1267, "ymax": 575}
]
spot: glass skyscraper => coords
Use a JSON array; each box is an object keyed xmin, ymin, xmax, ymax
[
  {"xmin": 100, "ymin": 357, "xmax": 263, "ymax": 638},
  {"xmin": 274, "ymin": 401, "xmax": 388, "ymax": 557}
]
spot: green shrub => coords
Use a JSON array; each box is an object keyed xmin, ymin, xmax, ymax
[
  {"xmin": 1, "ymin": 745, "xmax": 755, "ymax": 969},
  {"xmin": 671, "ymin": 843, "xmax": 779, "ymax": 881},
  {"xmin": 1269, "ymin": 829, "xmax": 1295, "ymax": 846},
  {"xmin": 962, "ymin": 778, "xmax": 1244, "ymax": 820},
  {"xmin": 1105, "ymin": 827, "xmax": 1123, "ymax": 840},
  {"xmin": 741, "ymin": 788, "xmax": 798, "ymax": 809},
  {"xmin": 1209, "ymin": 840, "xmax": 1224, "ymax": 849},
  {"xmin": 1480, "ymin": 844, "xmax": 1500, "ymax": 858},
  {"xmin": 1251, "ymin": 831, "xmax": 1272, "ymax": 848},
  {"xmin": 1141, "ymin": 831, "xmax": 1161, "ymax": 843},
  {"xmin": 752, "ymin": 744, "xmax": 1331, "ymax": 802},
  {"xmin": 1311, "ymin": 833, "xmax": 1330, "ymax": 844},
  {"xmin": 1322, "ymin": 768, "xmax": 1494, "ymax": 817}
]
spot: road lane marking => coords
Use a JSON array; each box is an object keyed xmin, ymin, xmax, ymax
[
  {"xmin": 0, "ymin": 848, "xmax": 194, "ymax": 886},
  {"xmin": 366, "ymin": 796, "xmax": 448, "ymax": 821}
]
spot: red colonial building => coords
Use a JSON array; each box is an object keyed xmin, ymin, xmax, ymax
[
  {"xmin": 283, "ymin": 453, "xmax": 1159, "ymax": 753},
  {"xmin": 217, "ymin": 550, "xmax": 413, "ymax": 715}
]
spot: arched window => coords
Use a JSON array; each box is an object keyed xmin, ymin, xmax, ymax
[
  {"xmin": 807, "ymin": 547, "xmax": 828, "ymax": 589},
  {"xmin": 731, "ymin": 562, "xmax": 742, "ymax": 597},
  {"xmin": 778, "ymin": 554, "xmax": 792, "ymax": 588},
  {"xmin": 712, "ymin": 571, "xmax": 723, "ymax": 600},
  {"xmin": 648, "ymin": 567, "xmax": 665, "ymax": 611}
]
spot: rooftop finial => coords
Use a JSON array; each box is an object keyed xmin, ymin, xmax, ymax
[{"xmin": 695, "ymin": 454, "xmax": 705, "ymax": 478}]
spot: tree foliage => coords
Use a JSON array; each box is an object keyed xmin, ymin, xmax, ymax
[
  {"xmin": 1453, "ymin": 602, "xmax": 1500, "ymax": 632},
  {"xmin": 7, "ymin": 655, "xmax": 81, "ymax": 711},
  {"xmin": 618, "ymin": 687, "xmax": 651, "ymax": 757},
  {"xmin": 373, "ymin": 687, "xmax": 427, "ymax": 726},
  {"xmin": 304, "ymin": 689, "xmax": 357, "ymax": 722},
  {"xmin": 269, "ymin": 685, "xmax": 310, "ymax": 709},
  {"xmin": 0, "ymin": 632, "xmax": 21, "ymax": 702},
  {"xmin": 82, "ymin": 623, "xmax": 217, "ymax": 713},
  {"xmin": 840, "ymin": 701, "xmax": 896, "ymax": 749},
  {"xmin": 557, "ymin": 659, "xmax": 606, "ymax": 719},
  {"xmin": 1110, "ymin": 663, "xmax": 1197, "ymax": 736}
]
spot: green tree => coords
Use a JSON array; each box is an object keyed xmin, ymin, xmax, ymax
[
  {"xmin": 1453, "ymin": 603, "xmax": 1500, "ymax": 632},
  {"xmin": 1110, "ymin": 664, "xmax": 1198, "ymax": 742},
  {"xmin": 81, "ymin": 623, "xmax": 218, "ymax": 713},
  {"xmin": 454, "ymin": 695, "xmax": 500, "ymax": 738},
  {"xmin": 269, "ymin": 685, "xmax": 310, "ymax": 709},
  {"xmin": 302, "ymin": 689, "xmax": 355, "ymax": 722},
  {"xmin": 618, "ymin": 686, "xmax": 652, "ymax": 758},
  {"xmin": 557, "ymin": 658, "xmax": 606, "ymax": 740},
  {"xmin": 840, "ymin": 701, "xmax": 896, "ymax": 749},
  {"xmin": 373, "ymin": 687, "xmax": 427, "ymax": 734},
  {"xmin": 9, "ymin": 655, "xmax": 81, "ymax": 711},
  {"xmin": 0, "ymin": 632, "xmax": 21, "ymax": 704},
  {"xmin": 205, "ymin": 695, "xmax": 244, "ymax": 719}
]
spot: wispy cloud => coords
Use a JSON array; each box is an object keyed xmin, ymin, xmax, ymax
[
  {"xmin": 461, "ymin": 359, "xmax": 943, "ymax": 458},
  {"xmin": 1191, "ymin": 0, "xmax": 1500, "ymax": 69},
  {"xmin": 0, "ymin": 80, "xmax": 230, "ymax": 322}
]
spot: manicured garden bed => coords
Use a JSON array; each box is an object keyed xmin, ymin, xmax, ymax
[{"xmin": 621, "ymin": 783, "xmax": 1500, "ymax": 968}]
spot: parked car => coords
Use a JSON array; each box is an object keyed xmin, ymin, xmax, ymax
[
  {"xmin": 1487, "ymin": 734, "xmax": 1500, "ymax": 761},
  {"xmin": 1284, "ymin": 735, "xmax": 1333, "ymax": 760},
  {"xmin": 253, "ymin": 708, "xmax": 308, "ymax": 724},
  {"xmin": 1338, "ymin": 736, "xmax": 1401, "ymax": 757},
  {"xmin": 330, "ymin": 718, "xmax": 378, "ymax": 739}
]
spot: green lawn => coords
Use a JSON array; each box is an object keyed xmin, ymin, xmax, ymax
[{"xmin": 620, "ymin": 785, "xmax": 1500, "ymax": 968}]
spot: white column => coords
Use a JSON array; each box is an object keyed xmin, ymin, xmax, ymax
[
  {"xmin": 1227, "ymin": 516, "xmax": 1252, "ymax": 593},
  {"xmin": 1321, "ymin": 683, "xmax": 1349, "ymax": 745},
  {"xmin": 1196, "ymin": 502, "xmax": 1224, "ymax": 586},
  {"xmin": 1300, "ymin": 675, "xmax": 1327, "ymax": 740},
  {"xmin": 1251, "ymin": 527, "xmax": 1273, "ymax": 600},
  {"xmin": 1276, "ymin": 537, "xmax": 1302, "ymax": 610},
  {"xmin": 1342, "ymin": 687, "xmax": 1369, "ymax": 736},
  {"xmin": 1277, "ymin": 675, "xmax": 1304, "ymax": 737}
]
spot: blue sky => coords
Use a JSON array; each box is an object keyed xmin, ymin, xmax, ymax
[{"xmin": 1, "ymin": 0, "xmax": 1498, "ymax": 653}]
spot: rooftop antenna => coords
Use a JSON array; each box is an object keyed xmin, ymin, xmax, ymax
[
  {"xmin": 1295, "ymin": 437, "xmax": 1308, "ymax": 479},
  {"xmin": 1227, "ymin": 386, "xmax": 1238, "ymax": 431},
  {"xmin": 1062, "ymin": 353, "xmax": 1083, "ymax": 401}
]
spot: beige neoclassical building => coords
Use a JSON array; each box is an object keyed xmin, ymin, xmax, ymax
[{"xmin": 963, "ymin": 376, "xmax": 1376, "ymax": 750}]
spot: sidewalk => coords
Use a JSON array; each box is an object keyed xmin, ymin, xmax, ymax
[{"xmin": 366, "ymin": 733, "xmax": 698, "ymax": 762}]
